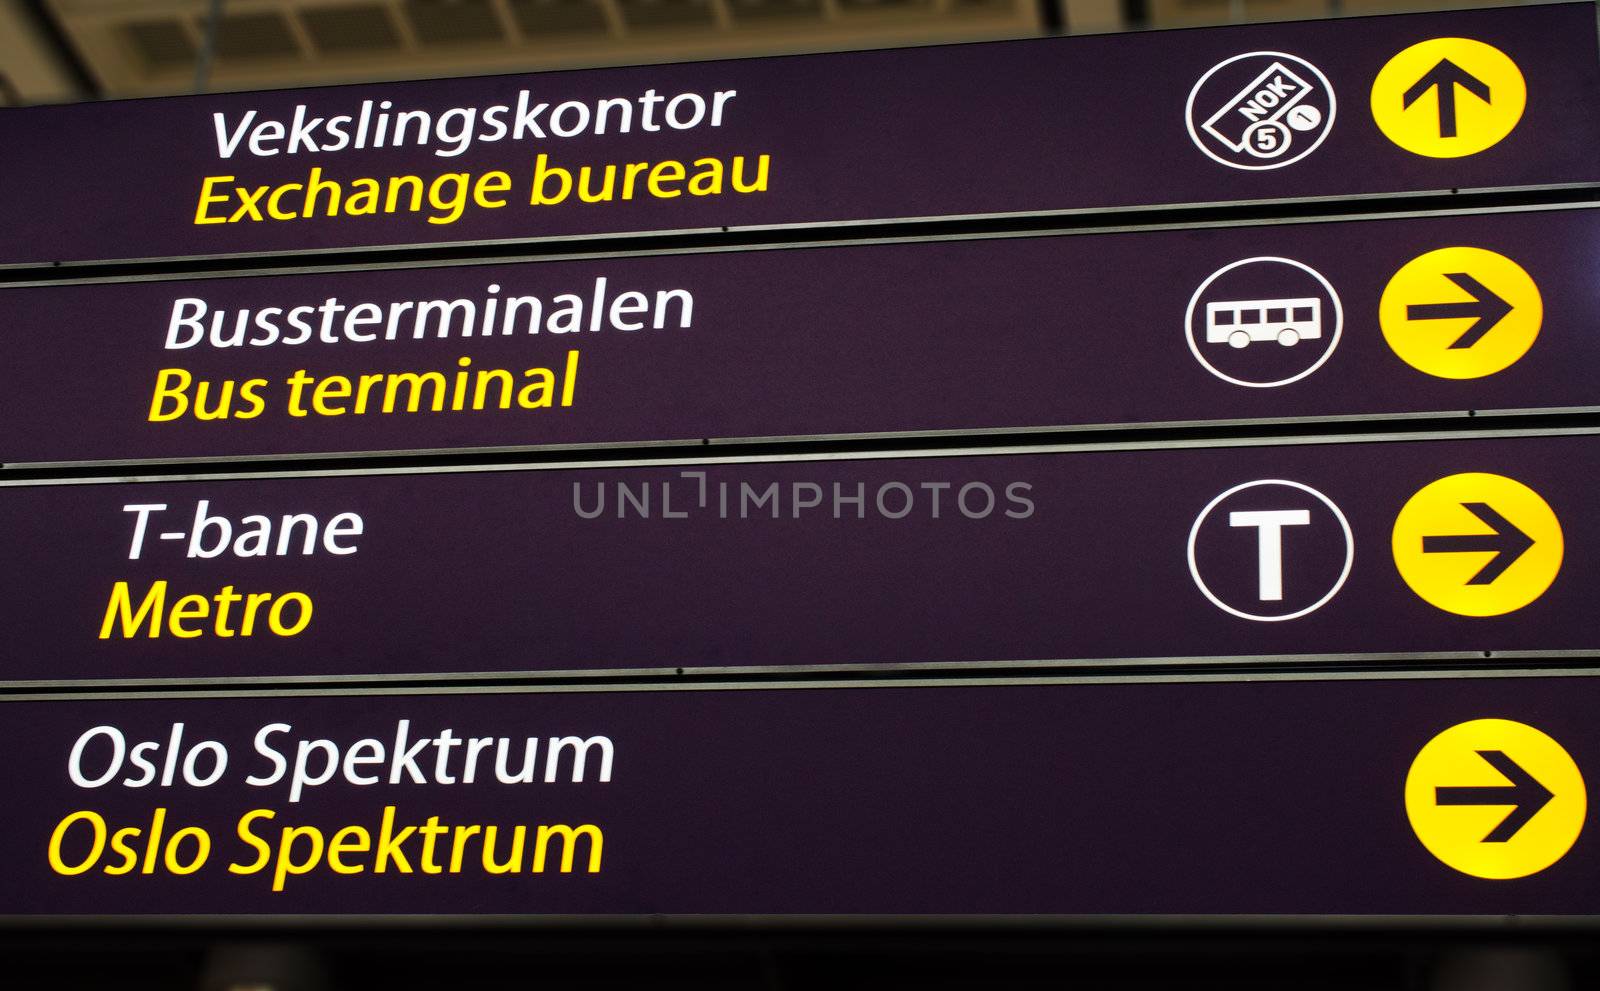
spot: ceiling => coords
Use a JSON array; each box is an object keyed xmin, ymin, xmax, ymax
[{"xmin": 0, "ymin": 0, "xmax": 1511, "ymax": 102}]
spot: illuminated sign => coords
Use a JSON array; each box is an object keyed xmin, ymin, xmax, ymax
[
  {"xmin": 0, "ymin": 431, "xmax": 1592, "ymax": 685},
  {"xmin": 7, "ymin": 675, "xmax": 1599, "ymax": 914},
  {"xmin": 0, "ymin": 4, "xmax": 1594, "ymax": 266},
  {"xmin": 4, "ymin": 207, "xmax": 1596, "ymax": 465}
]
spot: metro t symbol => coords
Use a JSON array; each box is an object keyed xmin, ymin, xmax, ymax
[{"xmin": 1230, "ymin": 509, "xmax": 1311, "ymax": 601}]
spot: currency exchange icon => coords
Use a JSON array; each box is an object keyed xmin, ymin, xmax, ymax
[{"xmin": 1187, "ymin": 51, "xmax": 1337, "ymax": 170}]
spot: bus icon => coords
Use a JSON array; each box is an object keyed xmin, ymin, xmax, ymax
[{"xmin": 1206, "ymin": 297, "xmax": 1322, "ymax": 349}]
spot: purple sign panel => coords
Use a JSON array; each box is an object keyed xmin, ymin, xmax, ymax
[
  {"xmin": 1, "ymin": 5, "xmax": 1596, "ymax": 266},
  {"xmin": 6, "ymin": 675, "xmax": 1600, "ymax": 916},
  {"xmin": 0, "ymin": 432, "xmax": 1591, "ymax": 684},
  {"xmin": 4, "ymin": 208, "xmax": 1597, "ymax": 465}
]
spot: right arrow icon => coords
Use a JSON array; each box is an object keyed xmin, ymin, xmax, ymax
[
  {"xmin": 1404, "ymin": 273, "xmax": 1513, "ymax": 349},
  {"xmin": 1421, "ymin": 501, "xmax": 1534, "ymax": 585},
  {"xmin": 1435, "ymin": 749, "xmax": 1555, "ymax": 842},
  {"xmin": 1380, "ymin": 247, "xmax": 1542, "ymax": 380},
  {"xmin": 1403, "ymin": 58, "xmax": 1492, "ymax": 138},
  {"xmin": 1391, "ymin": 472, "xmax": 1562, "ymax": 617},
  {"xmin": 1407, "ymin": 718, "xmax": 1585, "ymax": 879}
]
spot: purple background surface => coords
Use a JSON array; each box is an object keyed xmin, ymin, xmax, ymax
[
  {"xmin": 0, "ymin": 5, "xmax": 1596, "ymax": 266},
  {"xmin": 3, "ymin": 676, "xmax": 1600, "ymax": 915},
  {"xmin": 5, "ymin": 209, "xmax": 1599, "ymax": 464},
  {"xmin": 1, "ymin": 433, "xmax": 1592, "ymax": 683}
]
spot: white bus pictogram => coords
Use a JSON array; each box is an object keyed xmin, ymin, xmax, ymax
[{"xmin": 1205, "ymin": 296, "xmax": 1322, "ymax": 349}]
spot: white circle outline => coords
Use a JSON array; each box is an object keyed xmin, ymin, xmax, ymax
[
  {"xmin": 1285, "ymin": 104, "xmax": 1322, "ymax": 132},
  {"xmin": 1242, "ymin": 120, "xmax": 1293, "ymax": 159},
  {"xmin": 1185, "ymin": 50, "xmax": 1338, "ymax": 171},
  {"xmin": 1186, "ymin": 478, "xmax": 1355, "ymax": 623},
  {"xmin": 1184, "ymin": 255, "xmax": 1344, "ymax": 389}
]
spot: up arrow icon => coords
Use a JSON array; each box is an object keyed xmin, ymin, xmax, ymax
[
  {"xmin": 1403, "ymin": 58, "xmax": 1493, "ymax": 138},
  {"xmin": 1372, "ymin": 37, "xmax": 1525, "ymax": 159}
]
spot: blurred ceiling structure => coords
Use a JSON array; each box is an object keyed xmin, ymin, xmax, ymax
[{"xmin": 0, "ymin": 0, "xmax": 1527, "ymax": 103}]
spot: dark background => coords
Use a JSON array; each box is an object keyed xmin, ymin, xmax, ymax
[{"xmin": 1, "ymin": 925, "xmax": 1590, "ymax": 991}]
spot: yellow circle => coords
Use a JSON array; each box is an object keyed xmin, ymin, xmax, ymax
[
  {"xmin": 1392, "ymin": 472, "xmax": 1562, "ymax": 616},
  {"xmin": 1406, "ymin": 718, "xmax": 1585, "ymax": 879},
  {"xmin": 1371, "ymin": 38, "xmax": 1525, "ymax": 157},
  {"xmin": 1379, "ymin": 246, "xmax": 1541, "ymax": 379}
]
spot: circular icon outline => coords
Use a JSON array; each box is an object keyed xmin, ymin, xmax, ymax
[
  {"xmin": 1186, "ymin": 51, "xmax": 1339, "ymax": 171},
  {"xmin": 1187, "ymin": 478, "xmax": 1355, "ymax": 622},
  {"xmin": 1185, "ymin": 256, "xmax": 1345, "ymax": 388},
  {"xmin": 1285, "ymin": 104, "xmax": 1323, "ymax": 132},
  {"xmin": 1243, "ymin": 120, "xmax": 1293, "ymax": 158}
]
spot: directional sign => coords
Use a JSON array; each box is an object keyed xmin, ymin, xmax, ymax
[
  {"xmin": 1435, "ymin": 751, "xmax": 1553, "ymax": 842},
  {"xmin": 1372, "ymin": 38, "xmax": 1528, "ymax": 157},
  {"xmin": 1405, "ymin": 718, "xmax": 1586, "ymax": 879},
  {"xmin": 1391, "ymin": 472, "xmax": 1564, "ymax": 616},
  {"xmin": 1379, "ymin": 246, "xmax": 1543, "ymax": 379},
  {"xmin": 1403, "ymin": 58, "xmax": 1497, "ymax": 140},
  {"xmin": 0, "ymin": 4, "xmax": 1596, "ymax": 267},
  {"xmin": 3, "ymin": 676, "xmax": 1600, "ymax": 916},
  {"xmin": 0, "ymin": 431, "xmax": 1595, "ymax": 685},
  {"xmin": 1421, "ymin": 502, "xmax": 1535, "ymax": 585},
  {"xmin": 1405, "ymin": 274, "xmax": 1511, "ymax": 350},
  {"xmin": 6, "ymin": 206, "xmax": 1600, "ymax": 466}
]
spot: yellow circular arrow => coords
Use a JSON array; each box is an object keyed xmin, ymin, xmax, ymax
[
  {"xmin": 1391, "ymin": 472, "xmax": 1562, "ymax": 617},
  {"xmin": 1371, "ymin": 38, "xmax": 1525, "ymax": 157},
  {"xmin": 1406, "ymin": 718, "xmax": 1584, "ymax": 879},
  {"xmin": 1380, "ymin": 247, "xmax": 1541, "ymax": 379}
]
